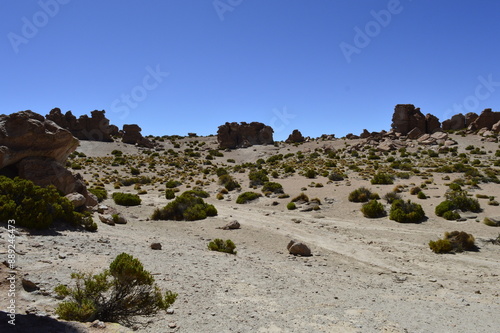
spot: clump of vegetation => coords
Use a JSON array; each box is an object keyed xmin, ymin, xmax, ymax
[
  {"xmin": 88, "ymin": 187, "xmax": 108, "ymax": 202},
  {"xmin": 417, "ymin": 191, "xmax": 427, "ymax": 199},
  {"xmin": 207, "ymin": 239, "xmax": 237, "ymax": 254},
  {"xmin": 348, "ymin": 187, "xmax": 379, "ymax": 203},
  {"xmin": 55, "ymin": 253, "xmax": 177, "ymax": 325},
  {"xmin": 483, "ymin": 217, "xmax": 500, "ymax": 227},
  {"xmin": 112, "ymin": 192, "xmax": 142, "ymax": 206},
  {"xmin": 165, "ymin": 180, "xmax": 182, "ymax": 188},
  {"xmin": 218, "ymin": 174, "xmax": 240, "ymax": 191},
  {"xmin": 287, "ymin": 202, "xmax": 297, "ymax": 210},
  {"xmin": 165, "ymin": 189, "xmax": 176, "ymax": 199},
  {"xmin": 371, "ymin": 172, "xmax": 394, "ymax": 185},
  {"xmin": 435, "ymin": 190, "xmax": 480, "ymax": 219},
  {"xmin": 410, "ymin": 187, "xmax": 421, "ymax": 195},
  {"xmin": 361, "ymin": 200, "xmax": 386, "ymax": 218},
  {"xmin": 236, "ymin": 192, "xmax": 262, "ymax": 204},
  {"xmin": 151, "ymin": 191, "xmax": 217, "ymax": 221},
  {"xmin": 304, "ymin": 169, "xmax": 317, "ymax": 179},
  {"xmin": 262, "ymin": 181, "xmax": 284, "ymax": 194},
  {"xmin": 429, "ymin": 231, "xmax": 476, "ymax": 253},
  {"xmin": 389, "ymin": 199, "xmax": 425, "ymax": 223},
  {"xmin": 291, "ymin": 192, "xmax": 309, "ymax": 203},
  {"xmin": 249, "ymin": 170, "xmax": 269, "ymax": 187},
  {"xmin": 383, "ymin": 191, "xmax": 402, "ymax": 204},
  {"xmin": 0, "ymin": 176, "xmax": 95, "ymax": 230}
]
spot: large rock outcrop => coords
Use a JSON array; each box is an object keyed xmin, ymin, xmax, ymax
[
  {"xmin": 46, "ymin": 108, "xmax": 114, "ymax": 142},
  {"xmin": 217, "ymin": 122, "xmax": 274, "ymax": 149},
  {"xmin": 467, "ymin": 109, "xmax": 500, "ymax": 131},
  {"xmin": 285, "ymin": 129, "xmax": 305, "ymax": 143},
  {"xmin": 122, "ymin": 124, "xmax": 154, "ymax": 148},
  {"xmin": 0, "ymin": 111, "xmax": 96, "ymax": 206},
  {"xmin": 442, "ymin": 113, "xmax": 466, "ymax": 131},
  {"xmin": 391, "ymin": 104, "xmax": 441, "ymax": 136}
]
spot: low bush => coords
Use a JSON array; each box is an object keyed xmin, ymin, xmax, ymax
[
  {"xmin": 236, "ymin": 192, "xmax": 262, "ymax": 204},
  {"xmin": 304, "ymin": 169, "xmax": 317, "ymax": 179},
  {"xmin": 287, "ymin": 202, "xmax": 297, "ymax": 210},
  {"xmin": 429, "ymin": 231, "xmax": 476, "ymax": 253},
  {"xmin": 435, "ymin": 190, "xmax": 480, "ymax": 219},
  {"xmin": 262, "ymin": 181, "xmax": 284, "ymax": 194},
  {"xmin": 389, "ymin": 199, "xmax": 425, "ymax": 223},
  {"xmin": 218, "ymin": 174, "xmax": 240, "ymax": 191},
  {"xmin": 410, "ymin": 187, "xmax": 421, "ymax": 195},
  {"xmin": 383, "ymin": 191, "xmax": 402, "ymax": 204},
  {"xmin": 151, "ymin": 191, "xmax": 217, "ymax": 221},
  {"xmin": 371, "ymin": 172, "xmax": 394, "ymax": 185},
  {"xmin": 249, "ymin": 170, "xmax": 269, "ymax": 187},
  {"xmin": 0, "ymin": 176, "xmax": 95, "ymax": 230},
  {"xmin": 208, "ymin": 239, "xmax": 236, "ymax": 254},
  {"xmin": 165, "ymin": 180, "xmax": 182, "ymax": 188},
  {"xmin": 328, "ymin": 172, "xmax": 344, "ymax": 181},
  {"xmin": 88, "ymin": 187, "xmax": 108, "ymax": 202},
  {"xmin": 483, "ymin": 217, "xmax": 500, "ymax": 227},
  {"xmin": 291, "ymin": 193, "xmax": 309, "ymax": 203},
  {"xmin": 417, "ymin": 191, "xmax": 427, "ymax": 199},
  {"xmin": 348, "ymin": 187, "xmax": 378, "ymax": 203},
  {"xmin": 165, "ymin": 189, "xmax": 176, "ymax": 200},
  {"xmin": 361, "ymin": 200, "xmax": 386, "ymax": 218},
  {"xmin": 112, "ymin": 192, "xmax": 141, "ymax": 206},
  {"xmin": 55, "ymin": 253, "xmax": 177, "ymax": 325}
]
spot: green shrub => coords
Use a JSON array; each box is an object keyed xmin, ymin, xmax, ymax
[
  {"xmin": 249, "ymin": 170, "xmax": 269, "ymax": 187},
  {"xmin": 151, "ymin": 191, "xmax": 217, "ymax": 221},
  {"xmin": 435, "ymin": 190, "xmax": 480, "ymax": 219},
  {"xmin": 208, "ymin": 239, "xmax": 237, "ymax": 254},
  {"xmin": 165, "ymin": 189, "xmax": 176, "ymax": 200},
  {"xmin": 361, "ymin": 200, "xmax": 386, "ymax": 218},
  {"xmin": 410, "ymin": 187, "xmax": 421, "ymax": 195},
  {"xmin": 417, "ymin": 191, "xmax": 427, "ymax": 199},
  {"xmin": 291, "ymin": 193, "xmax": 309, "ymax": 203},
  {"xmin": 328, "ymin": 172, "xmax": 344, "ymax": 181},
  {"xmin": 442, "ymin": 210, "xmax": 460, "ymax": 220},
  {"xmin": 262, "ymin": 182, "xmax": 284, "ymax": 194},
  {"xmin": 55, "ymin": 253, "xmax": 177, "ymax": 325},
  {"xmin": 165, "ymin": 180, "xmax": 182, "ymax": 188},
  {"xmin": 448, "ymin": 182, "xmax": 462, "ymax": 191},
  {"xmin": 429, "ymin": 231, "xmax": 475, "ymax": 253},
  {"xmin": 383, "ymin": 191, "xmax": 402, "ymax": 204},
  {"xmin": 218, "ymin": 174, "xmax": 240, "ymax": 191},
  {"xmin": 348, "ymin": 187, "xmax": 378, "ymax": 203},
  {"xmin": 88, "ymin": 187, "xmax": 108, "ymax": 202},
  {"xmin": 112, "ymin": 193, "xmax": 141, "ymax": 206},
  {"xmin": 389, "ymin": 199, "xmax": 425, "ymax": 223},
  {"xmin": 236, "ymin": 192, "xmax": 262, "ymax": 204},
  {"xmin": 371, "ymin": 172, "xmax": 394, "ymax": 185},
  {"xmin": 304, "ymin": 169, "xmax": 317, "ymax": 179},
  {"xmin": 130, "ymin": 167, "xmax": 140, "ymax": 175},
  {"xmin": 483, "ymin": 217, "xmax": 500, "ymax": 227},
  {"xmin": 0, "ymin": 176, "xmax": 95, "ymax": 230},
  {"xmin": 287, "ymin": 202, "xmax": 297, "ymax": 210}
]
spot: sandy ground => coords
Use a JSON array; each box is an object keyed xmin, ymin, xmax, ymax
[{"xmin": 1, "ymin": 134, "xmax": 500, "ymax": 333}]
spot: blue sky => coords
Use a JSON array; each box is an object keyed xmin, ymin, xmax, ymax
[{"xmin": 2, "ymin": 1, "xmax": 500, "ymax": 140}]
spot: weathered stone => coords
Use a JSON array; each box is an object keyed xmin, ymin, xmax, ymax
[
  {"xmin": 285, "ymin": 129, "xmax": 305, "ymax": 143},
  {"xmin": 407, "ymin": 127, "xmax": 423, "ymax": 140},
  {"xmin": 391, "ymin": 104, "xmax": 426, "ymax": 135},
  {"xmin": 22, "ymin": 278, "xmax": 39, "ymax": 292},
  {"xmin": 442, "ymin": 113, "xmax": 466, "ymax": 131},
  {"xmin": 65, "ymin": 193, "xmax": 86, "ymax": 208},
  {"xmin": 492, "ymin": 120, "xmax": 500, "ymax": 133},
  {"xmin": 469, "ymin": 109, "xmax": 500, "ymax": 131},
  {"xmin": 122, "ymin": 124, "xmax": 154, "ymax": 148},
  {"xmin": 465, "ymin": 112, "xmax": 479, "ymax": 127},
  {"xmin": 217, "ymin": 122, "xmax": 274, "ymax": 149},
  {"xmin": 359, "ymin": 129, "xmax": 371, "ymax": 139},
  {"xmin": 98, "ymin": 214, "xmax": 115, "ymax": 226},
  {"xmin": 222, "ymin": 220, "xmax": 240, "ymax": 230},
  {"xmin": 287, "ymin": 240, "xmax": 312, "ymax": 256},
  {"xmin": 425, "ymin": 113, "xmax": 441, "ymax": 133},
  {"xmin": 430, "ymin": 131, "xmax": 448, "ymax": 141},
  {"xmin": 151, "ymin": 243, "xmax": 162, "ymax": 250}
]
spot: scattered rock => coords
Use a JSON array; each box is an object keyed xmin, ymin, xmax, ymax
[
  {"xmin": 221, "ymin": 220, "xmax": 240, "ymax": 230},
  {"xmin": 65, "ymin": 192, "xmax": 86, "ymax": 208},
  {"xmin": 287, "ymin": 240, "xmax": 312, "ymax": 256},
  {"xmin": 285, "ymin": 129, "xmax": 305, "ymax": 143},
  {"xmin": 58, "ymin": 253, "xmax": 67, "ymax": 259},
  {"xmin": 22, "ymin": 278, "xmax": 39, "ymax": 292},
  {"xmin": 98, "ymin": 214, "xmax": 115, "ymax": 226},
  {"xmin": 91, "ymin": 320, "xmax": 106, "ymax": 329},
  {"xmin": 151, "ymin": 243, "xmax": 162, "ymax": 250}
]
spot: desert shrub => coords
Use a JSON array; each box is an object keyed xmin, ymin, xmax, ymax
[
  {"xmin": 0, "ymin": 176, "xmax": 95, "ymax": 230},
  {"xmin": 165, "ymin": 189, "xmax": 176, "ymax": 199},
  {"xmin": 435, "ymin": 190, "xmax": 480, "ymax": 219},
  {"xmin": 262, "ymin": 182, "xmax": 284, "ymax": 194},
  {"xmin": 111, "ymin": 150, "xmax": 123, "ymax": 156},
  {"xmin": 183, "ymin": 189, "xmax": 210, "ymax": 198},
  {"xmin": 291, "ymin": 193, "xmax": 309, "ymax": 203},
  {"xmin": 236, "ymin": 192, "xmax": 262, "ymax": 204},
  {"xmin": 287, "ymin": 202, "xmax": 297, "ymax": 210},
  {"xmin": 216, "ymin": 167, "xmax": 228, "ymax": 177},
  {"xmin": 410, "ymin": 187, "xmax": 421, "ymax": 195},
  {"xmin": 55, "ymin": 253, "xmax": 177, "ymax": 325},
  {"xmin": 130, "ymin": 167, "xmax": 140, "ymax": 175},
  {"xmin": 488, "ymin": 200, "xmax": 499, "ymax": 206},
  {"xmin": 328, "ymin": 172, "xmax": 344, "ymax": 181},
  {"xmin": 283, "ymin": 165, "xmax": 295, "ymax": 173},
  {"xmin": 151, "ymin": 191, "xmax": 216, "ymax": 221},
  {"xmin": 304, "ymin": 169, "xmax": 317, "ymax": 179},
  {"xmin": 442, "ymin": 210, "xmax": 461, "ymax": 220},
  {"xmin": 165, "ymin": 180, "xmax": 182, "ymax": 188},
  {"xmin": 429, "ymin": 231, "xmax": 475, "ymax": 253},
  {"xmin": 208, "ymin": 239, "xmax": 237, "ymax": 254},
  {"xmin": 348, "ymin": 187, "xmax": 378, "ymax": 203},
  {"xmin": 417, "ymin": 191, "xmax": 427, "ymax": 199},
  {"xmin": 112, "ymin": 193, "xmax": 141, "ymax": 206},
  {"xmin": 88, "ymin": 187, "xmax": 107, "ymax": 202},
  {"xmin": 483, "ymin": 217, "xmax": 500, "ymax": 227},
  {"xmin": 361, "ymin": 200, "xmax": 386, "ymax": 218},
  {"xmin": 383, "ymin": 191, "xmax": 402, "ymax": 204},
  {"xmin": 249, "ymin": 170, "xmax": 269, "ymax": 186},
  {"xmin": 371, "ymin": 172, "xmax": 394, "ymax": 185},
  {"xmin": 448, "ymin": 183, "xmax": 462, "ymax": 191},
  {"xmin": 218, "ymin": 174, "xmax": 240, "ymax": 191},
  {"xmin": 389, "ymin": 199, "xmax": 425, "ymax": 223}
]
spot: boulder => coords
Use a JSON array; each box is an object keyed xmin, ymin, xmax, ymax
[
  {"xmin": 285, "ymin": 129, "xmax": 305, "ymax": 143},
  {"xmin": 287, "ymin": 240, "xmax": 312, "ymax": 256},
  {"xmin": 98, "ymin": 214, "xmax": 115, "ymax": 226},
  {"xmin": 221, "ymin": 220, "xmax": 240, "ymax": 230},
  {"xmin": 217, "ymin": 122, "xmax": 274, "ymax": 149},
  {"xmin": 407, "ymin": 127, "xmax": 423, "ymax": 140},
  {"xmin": 0, "ymin": 111, "xmax": 78, "ymax": 168},
  {"xmin": 151, "ymin": 243, "xmax": 162, "ymax": 250},
  {"xmin": 425, "ymin": 114, "xmax": 441, "ymax": 133},
  {"xmin": 46, "ymin": 108, "xmax": 114, "ymax": 142},
  {"xmin": 465, "ymin": 112, "xmax": 479, "ymax": 127},
  {"xmin": 359, "ymin": 129, "xmax": 371, "ymax": 139},
  {"xmin": 391, "ymin": 104, "xmax": 426, "ymax": 135},
  {"xmin": 122, "ymin": 124, "xmax": 154, "ymax": 148},
  {"xmin": 442, "ymin": 113, "xmax": 466, "ymax": 131},
  {"xmin": 468, "ymin": 108, "xmax": 500, "ymax": 131},
  {"xmin": 492, "ymin": 120, "xmax": 500, "ymax": 133},
  {"xmin": 65, "ymin": 192, "xmax": 87, "ymax": 208}
]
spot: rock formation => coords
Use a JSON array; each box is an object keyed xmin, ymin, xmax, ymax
[
  {"xmin": 285, "ymin": 129, "xmax": 305, "ymax": 143},
  {"xmin": 425, "ymin": 114, "xmax": 441, "ymax": 133},
  {"xmin": 391, "ymin": 104, "xmax": 441, "ymax": 135},
  {"xmin": 465, "ymin": 112, "xmax": 479, "ymax": 127},
  {"xmin": 122, "ymin": 124, "xmax": 154, "ymax": 148},
  {"xmin": 46, "ymin": 108, "xmax": 114, "ymax": 142},
  {"xmin": 467, "ymin": 109, "xmax": 500, "ymax": 131},
  {"xmin": 442, "ymin": 113, "xmax": 466, "ymax": 131},
  {"xmin": 217, "ymin": 122, "xmax": 274, "ymax": 149},
  {"xmin": 0, "ymin": 111, "xmax": 96, "ymax": 206}
]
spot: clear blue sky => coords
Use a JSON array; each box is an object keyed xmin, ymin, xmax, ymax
[{"xmin": 2, "ymin": 1, "xmax": 500, "ymax": 140}]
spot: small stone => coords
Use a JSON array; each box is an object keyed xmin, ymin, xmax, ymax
[
  {"xmin": 221, "ymin": 220, "xmax": 240, "ymax": 230},
  {"xmin": 58, "ymin": 253, "xmax": 67, "ymax": 259},
  {"xmin": 98, "ymin": 214, "xmax": 115, "ymax": 226},
  {"xmin": 429, "ymin": 278, "xmax": 437, "ymax": 282},
  {"xmin": 168, "ymin": 322, "xmax": 177, "ymax": 328},
  {"xmin": 166, "ymin": 308, "xmax": 174, "ymax": 314},
  {"xmin": 91, "ymin": 320, "xmax": 106, "ymax": 328},
  {"xmin": 151, "ymin": 243, "xmax": 162, "ymax": 250},
  {"xmin": 22, "ymin": 278, "xmax": 39, "ymax": 292}
]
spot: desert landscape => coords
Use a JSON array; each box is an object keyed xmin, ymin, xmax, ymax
[{"xmin": 1, "ymin": 105, "xmax": 500, "ymax": 333}]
